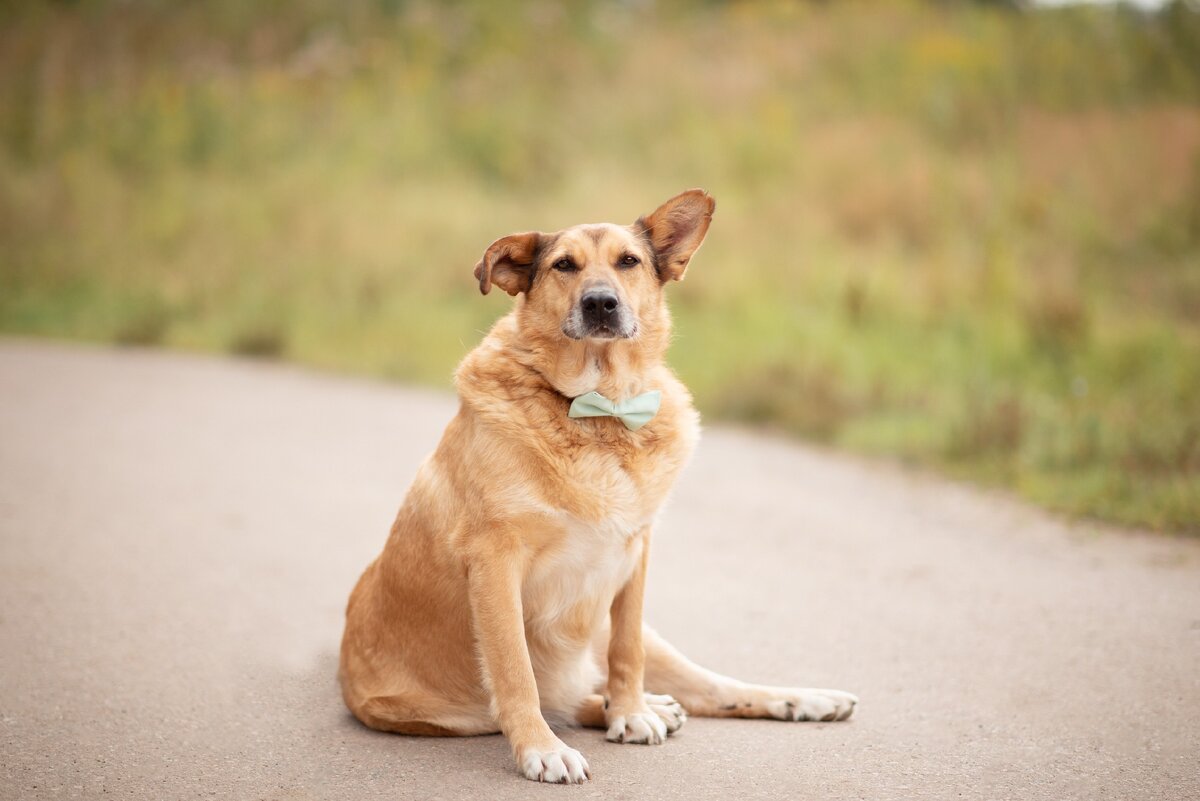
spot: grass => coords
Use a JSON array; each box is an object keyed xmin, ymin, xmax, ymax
[{"xmin": 1, "ymin": 0, "xmax": 1198, "ymax": 533}]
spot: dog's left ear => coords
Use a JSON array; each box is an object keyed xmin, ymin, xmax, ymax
[
  {"xmin": 635, "ymin": 189, "xmax": 716, "ymax": 282},
  {"xmin": 473, "ymin": 232, "xmax": 542, "ymax": 296}
]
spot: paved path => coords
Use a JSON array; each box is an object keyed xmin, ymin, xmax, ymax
[{"xmin": 1, "ymin": 340, "xmax": 1197, "ymax": 800}]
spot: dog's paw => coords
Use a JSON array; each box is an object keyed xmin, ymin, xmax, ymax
[
  {"xmin": 606, "ymin": 709, "xmax": 667, "ymax": 745},
  {"xmin": 645, "ymin": 693, "xmax": 687, "ymax": 734},
  {"xmin": 765, "ymin": 688, "xmax": 858, "ymax": 722},
  {"xmin": 604, "ymin": 693, "xmax": 686, "ymax": 744},
  {"xmin": 519, "ymin": 742, "xmax": 590, "ymax": 783}
]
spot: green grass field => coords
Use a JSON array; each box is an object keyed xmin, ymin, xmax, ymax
[{"xmin": 2, "ymin": 0, "xmax": 1198, "ymax": 533}]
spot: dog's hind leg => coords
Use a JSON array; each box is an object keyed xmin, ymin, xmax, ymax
[
  {"xmin": 574, "ymin": 694, "xmax": 607, "ymax": 728},
  {"xmin": 350, "ymin": 693, "xmax": 499, "ymax": 737},
  {"xmin": 642, "ymin": 626, "xmax": 858, "ymax": 722}
]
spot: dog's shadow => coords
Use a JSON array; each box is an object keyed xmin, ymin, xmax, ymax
[
  {"xmin": 236, "ymin": 651, "xmax": 829, "ymax": 798},
  {"xmin": 249, "ymin": 652, "xmax": 607, "ymax": 796}
]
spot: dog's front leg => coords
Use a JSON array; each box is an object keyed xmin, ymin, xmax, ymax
[
  {"xmin": 604, "ymin": 529, "xmax": 686, "ymax": 744},
  {"xmin": 467, "ymin": 540, "xmax": 590, "ymax": 784}
]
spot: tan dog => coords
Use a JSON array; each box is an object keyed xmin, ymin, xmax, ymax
[{"xmin": 339, "ymin": 189, "xmax": 857, "ymax": 783}]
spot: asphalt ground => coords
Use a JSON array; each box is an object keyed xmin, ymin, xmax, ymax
[{"xmin": 1, "ymin": 340, "xmax": 1197, "ymax": 800}]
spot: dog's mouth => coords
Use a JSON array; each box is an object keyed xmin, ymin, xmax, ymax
[{"xmin": 561, "ymin": 321, "xmax": 638, "ymax": 341}]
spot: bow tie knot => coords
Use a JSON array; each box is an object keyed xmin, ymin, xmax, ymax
[{"xmin": 568, "ymin": 390, "xmax": 662, "ymax": 431}]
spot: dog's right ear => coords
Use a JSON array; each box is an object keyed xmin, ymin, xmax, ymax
[{"xmin": 473, "ymin": 232, "xmax": 542, "ymax": 296}]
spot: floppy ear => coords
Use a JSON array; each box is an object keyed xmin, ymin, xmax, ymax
[
  {"xmin": 473, "ymin": 232, "xmax": 542, "ymax": 296},
  {"xmin": 635, "ymin": 189, "xmax": 715, "ymax": 282}
]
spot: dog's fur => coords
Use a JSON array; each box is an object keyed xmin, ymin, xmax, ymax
[{"xmin": 338, "ymin": 190, "xmax": 857, "ymax": 783}]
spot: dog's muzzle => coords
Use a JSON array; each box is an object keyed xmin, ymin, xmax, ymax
[{"xmin": 565, "ymin": 288, "xmax": 634, "ymax": 340}]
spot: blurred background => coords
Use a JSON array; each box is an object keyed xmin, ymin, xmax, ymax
[{"xmin": 0, "ymin": 0, "xmax": 1197, "ymax": 533}]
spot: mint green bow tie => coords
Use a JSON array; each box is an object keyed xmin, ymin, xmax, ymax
[{"xmin": 568, "ymin": 390, "xmax": 662, "ymax": 431}]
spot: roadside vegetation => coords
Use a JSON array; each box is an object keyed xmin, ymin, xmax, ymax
[{"xmin": 2, "ymin": 0, "xmax": 1198, "ymax": 532}]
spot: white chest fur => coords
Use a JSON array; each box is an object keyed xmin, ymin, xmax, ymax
[
  {"xmin": 516, "ymin": 401, "xmax": 695, "ymax": 642},
  {"xmin": 522, "ymin": 512, "xmax": 647, "ymax": 638}
]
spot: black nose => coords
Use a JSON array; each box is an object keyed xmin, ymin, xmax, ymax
[{"xmin": 581, "ymin": 290, "xmax": 619, "ymax": 323}]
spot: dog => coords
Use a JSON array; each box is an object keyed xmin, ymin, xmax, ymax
[{"xmin": 338, "ymin": 189, "xmax": 857, "ymax": 784}]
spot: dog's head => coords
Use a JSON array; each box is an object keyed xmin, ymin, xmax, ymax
[{"xmin": 473, "ymin": 189, "xmax": 715, "ymax": 343}]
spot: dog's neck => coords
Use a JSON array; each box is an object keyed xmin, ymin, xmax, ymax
[{"xmin": 536, "ymin": 340, "xmax": 656, "ymax": 401}]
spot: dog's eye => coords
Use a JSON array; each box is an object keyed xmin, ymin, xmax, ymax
[
  {"xmin": 618, "ymin": 254, "xmax": 640, "ymax": 268},
  {"xmin": 552, "ymin": 257, "xmax": 577, "ymax": 273}
]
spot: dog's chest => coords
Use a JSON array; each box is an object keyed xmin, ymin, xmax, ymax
[
  {"xmin": 518, "ymin": 402, "xmax": 697, "ymax": 636},
  {"xmin": 522, "ymin": 511, "xmax": 645, "ymax": 637},
  {"xmin": 553, "ymin": 416, "xmax": 694, "ymax": 522}
]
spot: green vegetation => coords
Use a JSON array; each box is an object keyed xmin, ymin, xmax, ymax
[{"xmin": 2, "ymin": 1, "xmax": 1198, "ymax": 533}]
